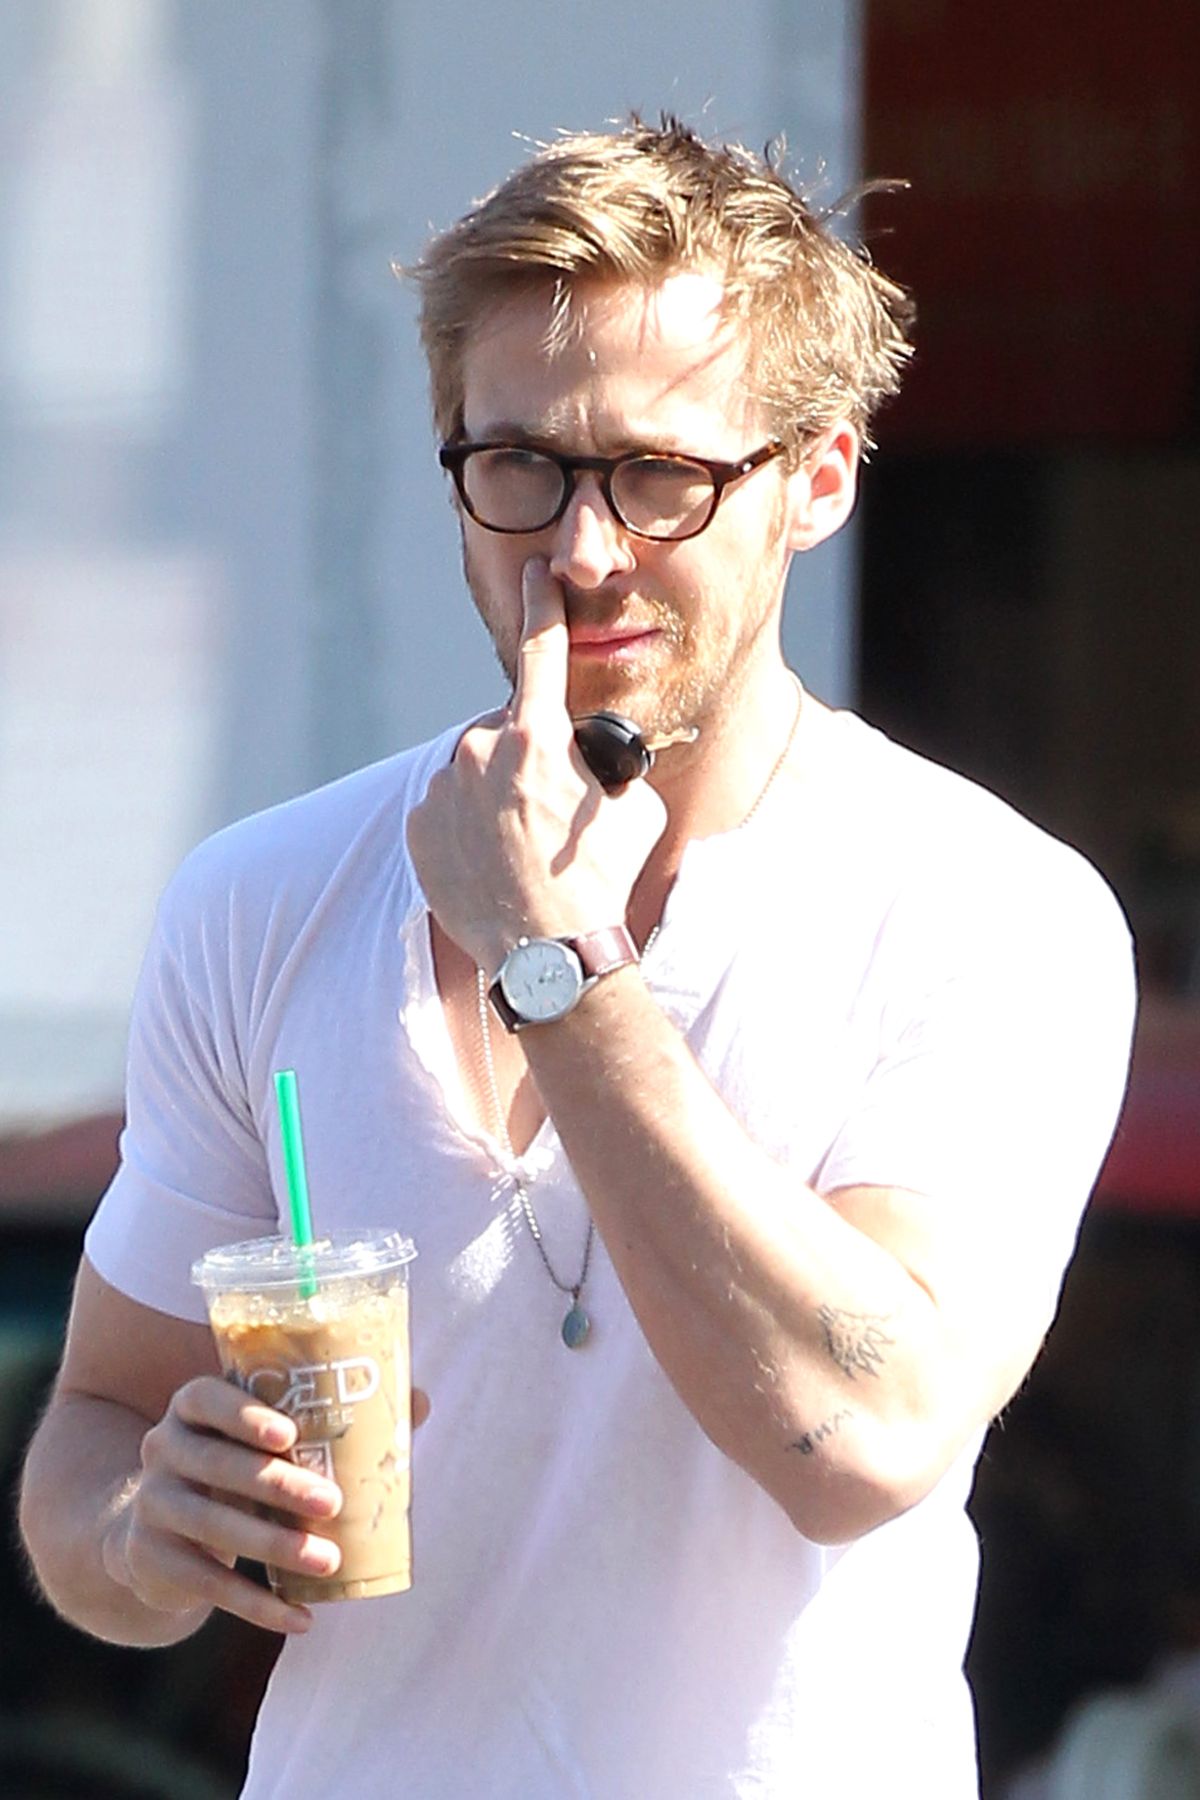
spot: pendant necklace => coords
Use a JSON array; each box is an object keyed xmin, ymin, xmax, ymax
[
  {"xmin": 474, "ymin": 674, "xmax": 804, "ymax": 1348},
  {"xmin": 475, "ymin": 961, "xmax": 597, "ymax": 1346},
  {"xmin": 474, "ymin": 927, "xmax": 655, "ymax": 1349}
]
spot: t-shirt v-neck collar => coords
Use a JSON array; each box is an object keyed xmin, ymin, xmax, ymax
[{"xmin": 400, "ymin": 909, "xmax": 559, "ymax": 1180}]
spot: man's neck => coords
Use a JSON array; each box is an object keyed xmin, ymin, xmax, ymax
[
  {"xmin": 653, "ymin": 662, "xmax": 801, "ymax": 824},
  {"xmin": 625, "ymin": 661, "xmax": 806, "ymax": 938}
]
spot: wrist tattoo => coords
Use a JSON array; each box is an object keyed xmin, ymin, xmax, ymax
[
  {"xmin": 789, "ymin": 1408, "xmax": 854, "ymax": 1456},
  {"xmin": 816, "ymin": 1304, "xmax": 895, "ymax": 1380}
]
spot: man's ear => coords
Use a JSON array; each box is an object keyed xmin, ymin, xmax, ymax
[{"xmin": 784, "ymin": 423, "xmax": 861, "ymax": 552}]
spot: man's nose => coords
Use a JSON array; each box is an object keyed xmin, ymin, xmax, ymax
[{"xmin": 548, "ymin": 475, "xmax": 636, "ymax": 589}]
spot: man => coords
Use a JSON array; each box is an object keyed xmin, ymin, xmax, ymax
[{"xmin": 21, "ymin": 118, "xmax": 1134, "ymax": 1797}]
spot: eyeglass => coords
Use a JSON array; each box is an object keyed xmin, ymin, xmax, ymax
[{"xmin": 438, "ymin": 438, "xmax": 787, "ymax": 542}]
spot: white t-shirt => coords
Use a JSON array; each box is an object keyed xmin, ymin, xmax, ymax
[{"xmin": 85, "ymin": 705, "xmax": 1135, "ymax": 1799}]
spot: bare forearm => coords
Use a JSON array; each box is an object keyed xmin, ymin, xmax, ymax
[
  {"xmin": 19, "ymin": 1394, "xmax": 211, "ymax": 1647},
  {"xmin": 523, "ymin": 972, "xmax": 969, "ymax": 1540}
]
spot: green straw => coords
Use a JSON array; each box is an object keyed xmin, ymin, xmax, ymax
[{"xmin": 274, "ymin": 1069, "xmax": 317, "ymax": 1298}]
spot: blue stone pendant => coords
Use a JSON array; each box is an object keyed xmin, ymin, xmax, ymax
[{"xmin": 561, "ymin": 1304, "xmax": 591, "ymax": 1348}]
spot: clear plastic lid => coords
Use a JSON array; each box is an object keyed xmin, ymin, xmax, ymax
[{"xmin": 191, "ymin": 1229, "xmax": 416, "ymax": 1294}]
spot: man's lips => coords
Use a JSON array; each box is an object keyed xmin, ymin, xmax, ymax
[{"xmin": 567, "ymin": 624, "xmax": 661, "ymax": 657}]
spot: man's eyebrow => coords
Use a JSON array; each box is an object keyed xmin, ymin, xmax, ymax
[
  {"xmin": 461, "ymin": 422, "xmax": 582, "ymax": 452},
  {"xmin": 471, "ymin": 421, "xmax": 549, "ymax": 445},
  {"xmin": 466, "ymin": 420, "xmax": 699, "ymax": 456}
]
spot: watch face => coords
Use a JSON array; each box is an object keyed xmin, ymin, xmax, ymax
[{"xmin": 499, "ymin": 938, "xmax": 583, "ymax": 1023}]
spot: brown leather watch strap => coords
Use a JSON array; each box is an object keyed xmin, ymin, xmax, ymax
[
  {"xmin": 566, "ymin": 924, "xmax": 639, "ymax": 980},
  {"xmin": 488, "ymin": 926, "xmax": 640, "ymax": 1033}
]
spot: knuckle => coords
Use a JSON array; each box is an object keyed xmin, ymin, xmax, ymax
[
  {"xmin": 157, "ymin": 1476, "xmax": 208, "ymax": 1533},
  {"xmin": 139, "ymin": 1420, "xmax": 171, "ymax": 1472},
  {"xmin": 257, "ymin": 1458, "xmax": 301, "ymax": 1507},
  {"xmin": 265, "ymin": 1520, "xmax": 309, "ymax": 1568},
  {"xmin": 172, "ymin": 1375, "xmax": 219, "ymax": 1425},
  {"xmin": 505, "ymin": 719, "xmax": 537, "ymax": 760},
  {"xmin": 456, "ymin": 728, "xmax": 490, "ymax": 769},
  {"xmin": 132, "ymin": 1468, "xmax": 166, "ymax": 1518},
  {"xmin": 509, "ymin": 721, "xmax": 573, "ymax": 785},
  {"xmin": 189, "ymin": 1557, "xmax": 232, "ymax": 1605}
]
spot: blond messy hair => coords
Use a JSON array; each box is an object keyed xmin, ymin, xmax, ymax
[{"xmin": 407, "ymin": 114, "xmax": 913, "ymax": 458}]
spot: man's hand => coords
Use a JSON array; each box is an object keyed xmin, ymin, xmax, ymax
[
  {"xmin": 407, "ymin": 559, "xmax": 666, "ymax": 973},
  {"xmin": 101, "ymin": 1377, "xmax": 431, "ymax": 1635}
]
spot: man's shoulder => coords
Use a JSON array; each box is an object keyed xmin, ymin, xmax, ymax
[
  {"xmin": 154, "ymin": 722, "xmax": 465, "ymax": 950},
  {"xmin": 809, "ymin": 708, "xmax": 1132, "ymax": 961},
  {"xmin": 816, "ymin": 710, "xmax": 1089, "ymax": 870}
]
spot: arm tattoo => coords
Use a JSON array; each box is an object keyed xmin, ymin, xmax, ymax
[
  {"xmin": 789, "ymin": 1409, "xmax": 854, "ymax": 1456},
  {"xmin": 816, "ymin": 1304, "xmax": 895, "ymax": 1380}
]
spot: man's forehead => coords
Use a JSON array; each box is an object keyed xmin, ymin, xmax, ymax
[
  {"xmin": 460, "ymin": 270, "xmax": 753, "ymax": 437},
  {"xmin": 582, "ymin": 269, "xmax": 730, "ymax": 348}
]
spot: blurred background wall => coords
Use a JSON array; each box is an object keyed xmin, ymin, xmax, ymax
[{"xmin": 2, "ymin": 2, "xmax": 1199, "ymax": 1796}]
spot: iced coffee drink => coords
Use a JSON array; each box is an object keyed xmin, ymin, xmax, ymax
[{"xmin": 193, "ymin": 1231, "xmax": 416, "ymax": 1603}]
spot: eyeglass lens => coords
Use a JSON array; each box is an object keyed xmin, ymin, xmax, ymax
[{"xmin": 459, "ymin": 447, "xmax": 716, "ymax": 540}]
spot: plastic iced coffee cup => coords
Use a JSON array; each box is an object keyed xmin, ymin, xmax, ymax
[{"xmin": 192, "ymin": 1230, "xmax": 416, "ymax": 1603}]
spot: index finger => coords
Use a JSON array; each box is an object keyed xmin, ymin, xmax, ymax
[
  {"xmin": 511, "ymin": 558, "xmax": 569, "ymax": 725},
  {"xmin": 174, "ymin": 1375, "xmax": 297, "ymax": 1453}
]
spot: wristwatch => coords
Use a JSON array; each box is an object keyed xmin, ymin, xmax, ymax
[{"xmin": 488, "ymin": 925, "xmax": 639, "ymax": 1031}]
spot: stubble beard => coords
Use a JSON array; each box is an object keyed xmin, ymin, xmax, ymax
[{"xmin": 460, "ymin": 532, "xmax": 789, "ymax": 742}]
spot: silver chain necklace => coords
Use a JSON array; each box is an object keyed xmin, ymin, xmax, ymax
[
  {"xmin": 474, "ymin": 676, "xmax": 803, "ymax": 1349},
  {"xmin": 474, "ymin": 938, "xmax": 655, "ymax": 1349}
]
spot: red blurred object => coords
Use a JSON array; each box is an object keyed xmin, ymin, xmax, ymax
[
  {"xmin": 1095, "ymin": 998, "xmax": 1200, "ymax": 1213},
  {"xmin": 0, "ymin": 1112, "xmax": 122, "ymax": 1211},
  {"xmin": 865, "ymin": 0, "xmax": 1200, "ymax": 447}
]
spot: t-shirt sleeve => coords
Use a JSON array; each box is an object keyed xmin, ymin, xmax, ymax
[
  {"xmin": 84, "ymin": 853, "xmax": 277, "ymax": 1323},
  {"xmin": 814, "ymin": 844, "xmax": 1137, "ymax": 1304}
]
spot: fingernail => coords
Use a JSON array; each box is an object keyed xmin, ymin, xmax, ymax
[
  {"xmin": 305, "ymin": 1481, "xmax": 342, "ymax": 1517},
  {"xmin": 301, "ymin": 1539, "xmax": 340, "ymax": 1573}
]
